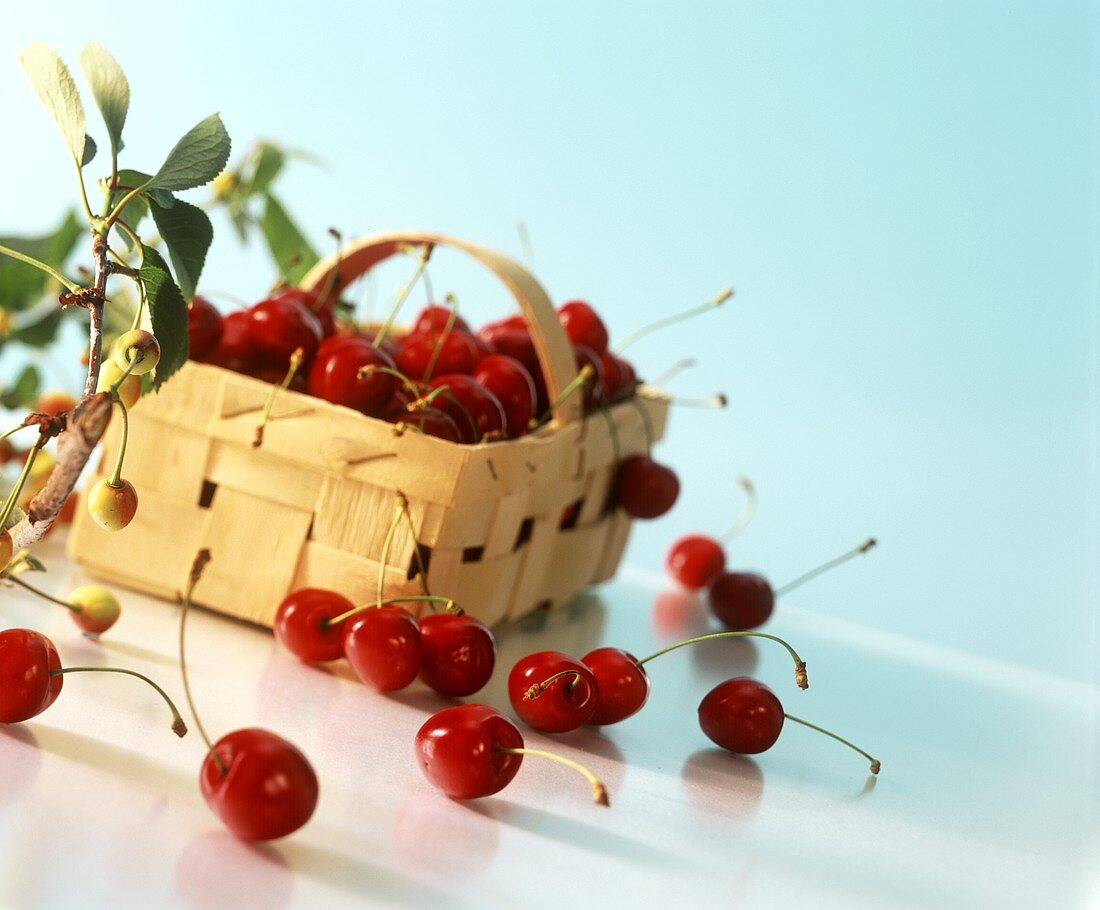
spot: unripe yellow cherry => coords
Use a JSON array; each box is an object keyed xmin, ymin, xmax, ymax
[
  {"xmin": 87, "ymin": 478, "xmax": 139, "ymax": 531},
  {"xmin": 68, "ymin": 585, "xmax": 122, "ymax": 635},
  {"xmin": 113, "ymin": 330, "xmax": 161, "ymax": 376},
  {"xmin": 97, "ymin": 360, "xmax": 142, "ymax": 409}
]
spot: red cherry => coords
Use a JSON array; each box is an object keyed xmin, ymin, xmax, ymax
[
  {"xmin": 0, "ymin": 629, "xmax": 63, "ymax": 723},
  {"xmin": 508, "ymin": 651, "xmax": 599, "ymax": 733},
  {"xmin": 307, "ymin": 335, "xmax": 396, "ymax": 416},
  {"xmin": 418, "ymin": 612, "xmax": 495, "ymax": 697},
  {"xmin": 666, "ymin": 534, "xmax": 726, "ymax": 590},
  {"xmin": 342, "ymin": 606, "xmax": 422, "ymax": 691},
  {"xmin": 558, "ymin": 300, "xmax": 609, "ymax": 355},
  {"xmin": 414, "ymin": 304, "xmax": 471, "ymax": 335},
  {"xmin": 600, "ymin": 353, "xmax": 637, "ymax": 400},
  {"xmin": 572, "ymin": 344, "xmax": 607, "ymax": 411},
  {"xmin": 205, "ymin": 311, "xmax": 257, "ymax": 373},
  {"xmin": 397, "ymin": 331, "xmax": 479, "ymax": 381},
  {"xmin": 274, "ymin": 588, "xmax": 354, "ymax": 663},
  {"xmin": 188, "ymin": 296, "xmax": 224, "ymax": 361},
  {"xmin": 200, "ymin": 728, "xmax": 319, "ymax": 841},
  {"xmin": 474, "ymin": 354, "xmax": 536, "ymax": 438},
  {"xmin": 425, "ymin": 375, "xmax": 506, "ymax": 444},
  {"xmin": 614, "ymin": 455, "xmax": 680, "ymax": 519},
  {"xmin": 248, "ymin": 297, "xmax": 323, "ymax": 368},
  {"xmin": 386, "ymin": 406, "xmax": 462, "ymax": 443},
  {"xmin": 414, "ymin": 704, "xmax": 523, "ymax": 799},
  {"xmin": 271, "ymin": 287, "xmax": 337, "ymax": 338},
  {"xmin": 478, "ymin": 323, "xmax": 549, "ymax": 414},
  {"xmin": 698, "ymin": 678, "xmax": 784, "ymax": 754},
  {"xmin": 580, "ymin": 648, "xmax": 650, "ymax": 725},
  {"xmin": 707, "ymin": 572, "xmax": 774, "ymax": 630}
]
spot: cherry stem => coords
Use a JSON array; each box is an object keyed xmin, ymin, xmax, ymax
[
  {"xmin": 413, "ymin": 386, "xmax": 480, "ymax": 442},
  {"xmin": 177, "ymin": 549, "xmax": 226, "ymax": 774},
  {"xmin": 718, "ymin": 476, "xmax": 757, "ymax": 544},
  {"xmin": 395, "ymin": 490, "xmax": 430, "ymax": 596},
  {"xmin": 51, "ymin": 667, "xmax": 187, "ymax": 737},
  {"xmin": 530, "ymin": 365, "xmax": 594, "ymax": 429},
  {"xmin": 357, "ymin": 365, "xmax": 422, "ymax": 400},
  {"xmin": 649, "ymin": 357, "xmax": 697, "ymax": 389},
  {"xmin": 784, "ymin": 713, "xmax": 880, "ymax": 774},
  {"xmin": 0, "ymin": 436, "xmax": 45, "ymax": 530},
  {"xmin": 373, "ymin": 242, "xmax": 434, "ymax": 346},
  {"xmin": 637, "ymin": 631, "xmax": 809, "ymax": 690},
  {"xmin": 773, "ymin": 538, "xmax": 877, "ymax": 599},
  {"xmin": 319, "ymin": 227, "xmax": 344, "ymax": 307},
  {"xmin": 108, "ymin": 398, "xmax": 129, "ymax": 487},
  {"xmin": 523, "ymin": 669, "xmax": 581, "ymax": 701},
  {"xmin": 495, "ymin": 747, "xmax": 610, "ymax": 806},
  {"xmin": 613, "ymin": 287, "xmax": 733, "ymax": 354},
  {"xmin": 108, "ymin": 354, "xmax": 140, "ymax": 395},
  {"xmin": 594, "ymin": 404, "xmax": 622, "ymax": 463},
  {"xmin": 2, "ymin": 573, "xmax": 81, "ymax": 613},
  {"xmin": 516, "ymin": 221, "xmax": 534, "ymax": 269},
  {"xmin": 376, "ymin": 504, "xmax": 403, "ymax": 607},
  {"xmin": 0, "ymin": 423, "xmax": 34, "ymax": 444},
  {"xmin": 652, "ymin": 392, "xmax": 727, "ymax": 410},
  {"xmin": 422, "ymin": 293, "xmax": 460, "ymax": 383},
  {"xmin": 253, "ymin": 347, "xmax": 304, "ymax": 448},
  {"xmin": 323, "ymin": 594, "xmax": 457, "ymax": 628}
]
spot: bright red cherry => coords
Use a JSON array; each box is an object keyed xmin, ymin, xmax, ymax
[
  {"xmin": 698, "ymin": 678, "xmax": 784, "ymax": 754},
  {"xmin": 274, "ymin": 588, "xmax": 354, "ymax": 663},
  {"xmin": 271, "ymin": 287, "xmax": 337, "ymax": 338},
  {"xmin": 200, "ymin": 728, "xmax": 319, "ymax": 841},
  {"xmin": 307, "ymin": 335, "xmax": 396, "ymax": 416},
  {"xmin": 508, "ymin": 651, "xmax": 599, "ymax": 733},
  {"xmin": 614, "ymin": 455, "xmax": 679, "ymax": 519},
  {"xmin": 415, "ymin": 704, "xmax": 524, "ymax": 799},
  {"xmin": 558, "ymin": 300, "xmax": 609, "ymax": 355},
  {"xmin": 418, "ymin": 612, "xmax": 495, "ymax": 697},
  {"xmin": 0, "ymin": 629, "xmax": 62, "ymax": 723},
  {"xmin": 580, "ymin": 648, "xmax": 649, "ymax": 725},
  {"xmin": 205, "ymin": 311, "xmax": 257, "ymax": 374},
  {"xmin": 474, "ymin": 354, "xmax": 536, "ymax": 438},
  {"xmin": 707, "ymin": 572, "xmax": 774, "ymax": 630},
  {"xmin": 248, "ymin": 297, "xmax": 323, "ymax": 368},
  {"xmin": 386, "ymin": 405, "xmax": 462, "ymax": 443},
  {"xmin": 342, "ymin": 606, "xmax": 422, "ymax": 691},
  {"xmin": 414, "ymin": 305, "xmax": 471, "ymax": 335},
  {"xmin": 425, "ymin": 375, "xmax": 506, "ymax": 444},
  {"xmin": 398, "ymin": 331, "xmax": 479, "ymax": 381},
  {"xmin": 188, "ymin": 296, "xmax": 224, "ymax": 361},
  {"xmin": 666, "ymin": 535, "xmax": 726, "ymax": 590}
]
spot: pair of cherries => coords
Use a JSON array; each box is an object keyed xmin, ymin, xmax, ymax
[{"xmin": 274, "ymin": 588, "xmax": 496, "ymax": 698}]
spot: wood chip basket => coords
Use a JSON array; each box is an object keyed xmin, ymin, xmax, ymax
[{"xmin": 68, "ymin": 231, "xmax": 669, "ymax": 628}]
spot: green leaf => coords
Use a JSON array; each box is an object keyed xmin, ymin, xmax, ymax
[
  {"xmin": 78, "ymin": 43, "xmax": 129, "ymax": 160},
  {"xmin": 9, "ymin": 310, "xmax": 65, "ymax": 348},
  {"xmin": 81, "ymin": 134, "xmax": 97, "ymax": 167},
  {"xmin": 246, "ymin": 143, "xmax": 285, "ymax": 198},
  {"xmin": 149, "ymin": 189, "xmax": 176, "ymax": 209},
  {"xmin": 139, "ymin": 245, "xmax": 189, "ymax": 389},
  {"xmin": 0, "ymin": 211, "xmax": 83, "ymax": 313},
  {"xmin": 147, "ymin": 114, "xmax": 231, "ymax": 193},
  {"xmin": 259, "ymin": 192, "xmax": 319, "ymax": 284},
  {"xmin": 149, "ymin": 198, "xmax": 212, "ymax": 300},
  {"xmin": 18, "ymin": 43, "xmax": 86, "ymax": 166},
  {"xmin": 0, "ymin": 364, "xmax": 41, "ymax": 409}
]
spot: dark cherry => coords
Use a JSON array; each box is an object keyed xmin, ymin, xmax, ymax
[
  {"xmin": 666, "ymin": 534, "xmax": 726, "ymax": 590},
  {"xmin": 205, "ymin": 311, "xmax": 257, "ymax": 374},
  {"xmin": 508, "ymin": 651, "xmax": 599, "ymax": 733},
  {"xmin": 342, "ymin": 606, "xmax": 421, "ymax": 691},
  {"xmin": 414, "ymin": 304, "xmax": 471, "ymax": 335},
  {"xmin": 614, "ymin": 455, "xmax": 680, "ymax": 519},
  {"xmin": 386, "ymin": 405, "xmax": 463, "ymax": 443},
  {"xmin": 397, "ymin": 331, "xmax": 479, "ymax": 381},
  {"xmin": 418, "ymin": 612, "xmax": 495, "ymax": 697},
  {"xmin": 414, "ymin": 704, "xmax": 523, "ymax": 799},
  {"xmin": 474, "ymin": 354, "xmax": 536, "ymax": 438},
  {"xmin": 478, "ymin": 323, "xmax": 549, "ymax": 415},
  {"xmin": 426, "ymin": 375, "xmax": 506, "ymax": 443},
  {"xmin": 601, "ymin": 353, "xmax": 637, "ymax": 400},
  {"xmin": 188, "ymin": 295, "xmax": 224, "ymax": 361},
  {"xmin": 307, "ymin": 335, "xmax": 397, "ymax": 417},
  {"xmin": 271, "ymin": 287, "xmax": 337, "ymax": 338},
  {"xmin": 707, "ymin": 572, "xmax": 774, "ymax": 630},
  {"xmin": 200, "ymin": 728, "xmax": 319, "ymax": 841},
  {"xmin": 697, "ymin": 677, "xmax": 783, "ymax": 754},
  {"xmin": 580, "ymin": 647, "xmax": 650, "ymax": 725},
  {"xmin": 572, "ymin": 344, "xmax": 607, "ymax": 411},
  {"xmin": 558, "ymin": 300, "xmax": 609, "ymax": 355},
  {"xmin": 248, "ymin": 297, "xmax": 324, "ymax": 368},
  {"xmin": 274, "ymin": 588, "xmax": 354, "ymax": 663},
  {"xmin": 0, "ymin": 629, "xmax": 63, "ymax": 723}
]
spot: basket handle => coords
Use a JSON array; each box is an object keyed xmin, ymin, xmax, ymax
[{"xmin": 298, "ymin": 231, "xmax": 584, "ymax": 427}]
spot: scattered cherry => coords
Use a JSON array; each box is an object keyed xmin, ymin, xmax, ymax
[
  {"xmin": 579, "ymin": 648, "xmax": 649, "ymax": 726},
  {"xmin": 274, "ymin": 588, "xmax": 355, "ymax": 663},
  {"xmin": 418, "ymin": 611, "xmax": 495, "ymax": 697},
  {"xmin": 67, "ymin": 585, "xmax": 121, "ymax": 635},
  {"xmin": 342, "ymin": 605, "xmax": 422, "ymax": 691},
  {"xmin": 188, "ymin": 295, "xmax": 224, "ymax": 361},
  {"xmin": 665, "ymin": 477, "xmax": 757, "ymax": 590},
  {"xmin": 508, "ymin": 651, "xmax": 598, "ymax": 733},
  {"xmin": 614, "ymin": 455, "xmax": 679, "ymax": 519},
  {"xmin": 87, "ymin": 478, "xmax": 138, "ymax": 531}
]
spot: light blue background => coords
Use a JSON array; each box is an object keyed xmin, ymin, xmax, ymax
[{"xmin": 0, "ymin": 2, "xmax": 1095, "ymax": 681}]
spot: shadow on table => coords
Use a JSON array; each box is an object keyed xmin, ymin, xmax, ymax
[
  {"xmin": 680, "ymin": 748, "xmax": 764, "ymax": 817},
  {"xmin": 0, "ymin": 726, "xmax": 42, "ymax": 808},
  {"xmin": 176, "ymin": 831, "xmax": 294, "ymax": 910}
]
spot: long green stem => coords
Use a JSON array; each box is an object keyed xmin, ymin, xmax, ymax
[
  {"xmin": 70, "ymin": 155, "xmax": 96, "ymax": 225},
  {"xmin": 637, "ymin": 630, "xmax": 808, "ymax": 690},
  {"xmin": 108, "ymin": 399, "xmax": 129, "ymax": 487},
  {"xmin": 372, "ymin": 242, "xmax": 434, "ymax": 346},
  {"xmin": 395, "ymin": 491, "xmax": 430, "ymax": 595},
  {"xmin": 495, "ymin": 747, "xmax": 609, "ymax": 806},
  {"xmin": 178, "ymin": 550, "xmax": 225, "ymax": 773},
  {"xmin": 784, "ymin": 713, "xmax": 880, "ymax": 774},
  {"xmin": 422, "ymin": 293, "xmax": 460, "ymax": 382},
  {"xmin": 0, "ymin": 424, "xmax": 33, "ymax": 444},
  {"xmin": 51, "ymin": 667, "xmax": 187, "ymax": 737},
  {"xmin": 323, "ymin": 594, "xmax": 456, "ymax": 628},
  {"xmin": 613, "ymin": 287, "xmax": 733, "ymax": 354},
  {"xmin": 531, "ymin": 365, "xmax": 594, "ymax": 429},
  {"xmin": 0, "ymin": 244, "xmax": 79, "ymax": 293},
  {"xmin": 376, "ymin": 506, "xmax": 402, "ymax": 607},
  {"xmin": 718, "ymin": 477, "xmax": 757, "ymax": 544},
  {"xmin": 774, "ymin": 538, "xmax": 877, "ymax": 598},
  {"xmin": 3, "ymin": 573, "xmax": 81, "ymax": 612},
  {"xmin": 253, "ymin": 347, "xmax": 304, "ymax": 448}
]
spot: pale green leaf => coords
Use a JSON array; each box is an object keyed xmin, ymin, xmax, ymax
[
  {"xmin": 18, "ymin": 43, "xmax": 86, "ymax": 165},
  {"xmin": 259, "ymin": 192, "xmax": 318, "ymax": 284},
  {"xmin": 81, "ymin": 134, "xmax": 97, "ymax": 167},
  {"xmin": 147, "ymin": 114, "xmax": 231, "ymax": 193},
  {"xmin": 149, "ymin": 198, "xmax": 212, "ymax": 300},
  {"xmin": 78, "ymin": 43, "xmax": 129, "ymax": 160}
]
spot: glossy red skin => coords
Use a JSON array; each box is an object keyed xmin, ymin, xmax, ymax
[
  {"xmin": 573, "ymin": 344, "xmax": 608, "ymax": 411},
  {"xmin": 601, "ymin": 354, "xmax": 637, "ymax": 400},
  {"xmin": 386, "ymin": 405, "xmax": 463, "ymax": 443},
  {"xmin": 271, "ymin": 287, "xmax": 336, "ymax": 338},
  {"xmin": 418, "ymin": 613, "xmax": 495, "ymax": 697},
  {"xmin": 707, "ymin": 572, "xmax": 775, "ymax": 630},
  {"xmin": 474, "ymin": 354, "xmax": 536, "ymax": 438},
  {"xmin": 200, "ymin": 728, "xmax": 319, "ymax": 841},
  {"xmin": 558, "ymin": 300, "xmax": 609, "ymax": 355},
  {"xmin": 666, "ymin": 534, "xmax": 726, "ymax": 590},
  {"xmin": 581, "ymin": 647, "xmax": 650, "ymax": 725},
  {"xmin": 248, "ymin": 298, "xmax": 323, "ymax": 368},
  {"xmin": 342, "ymin": 606, "xmax": 421, "ymax": 691},
  {"xmin": 508, "ymin": 651, "xmax": 598, "ymax": 733},
  {"xmin": 477, "ymin": 323, "xmax": 548, "ymax": 414},
  {"xmin": 698, "ymin": 677, "xmax": 784, "ymax": 754},
  {"xmin": 0, "ymin": 629, "xmax": 63, "ymax": 723},
  {"xmin": 414, "ymin": 305, "xmax": 471, "ymax": 335},
  {"xmin": 206, "ymin": 311, "xmax": 257, "ymax": 373},
  {"xmin": 274, "ymin": 588, "xmax": 354, "ymax": 662},
  {"xmin": 426, "ymin": 375, "xmax": 506, "ymax": 444},
  {"xmin": 614, "ymin": 455, "xmax": 680, "ymax": 519},
  {"xmin": 307, "ymin": 335, "xmax": 396, "ymax": 416},
  {"xmin": 398, "ymin": 331, "xmax": 480, "ymax": 381},
  {"xmin": 415, "ymin": 704, "xmax": 523, "ymax": 799},
  {"xmin": 188, "ymin": 296, "xmax": 224, "ymax": 361}
]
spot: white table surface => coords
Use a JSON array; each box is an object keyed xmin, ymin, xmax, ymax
[{"xmin": 1, "ymin": 532, "xmax": 1097, "ymax": 910}]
